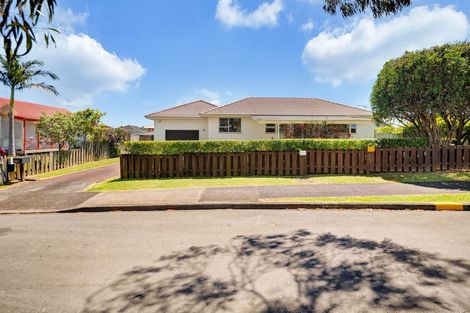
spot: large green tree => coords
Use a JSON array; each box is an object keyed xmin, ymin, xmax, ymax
[
  {"xmin": 73, "ymin": 108, "xmax": 106, "ymax": 144},
  {"xmin": 37, "ymin": 109, "xmax": 108, "ymax": 151},
  {"xmin": 371, "ymin": 43, "xmax": 470, "ymax": 145},
  {"xmin": 0, "ymin": 56, "xmax": 58, "ymax": 155},
  {"xmin": 36, "ymin": 111, "xmax": 75, "ymax": 152},
  {"xmin": 322, "ymin": 0, "xmax": 411, "ymax": 18}
]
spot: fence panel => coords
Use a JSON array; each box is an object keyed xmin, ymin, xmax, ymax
[
  {"xmin": 20, "ymin": 142, "xmax": 110, "ymax": 178},
  {"xmin": 120, "ymin": 145, "xmax": 470, "ymax": 179},
  {"xmin": 0, "ymin": 156, "xmax": 7, "ymax": 185}
]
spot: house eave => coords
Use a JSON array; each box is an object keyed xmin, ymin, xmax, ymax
[{"xmin": 145, "ymin": 115, "xmax": 206, "ymax": 120}]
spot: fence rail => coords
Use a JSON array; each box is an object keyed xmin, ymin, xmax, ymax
[
  {"xmin": 0, "ymin": 143, "xmax": 111, "ymax": 182},
  {"xmin": 120, "ymin": 145, "xmax": 470, "ymax": 179},
  {"xmin": 21, "ymin": 142, "xmax": 110, "ymax": 177}
]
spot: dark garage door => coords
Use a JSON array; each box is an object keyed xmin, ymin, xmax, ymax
[{"xmin": 165, "ymin": 130, "xmax": 199, "ymax": 141}]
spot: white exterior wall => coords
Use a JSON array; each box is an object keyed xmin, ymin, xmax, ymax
[
  {"xmin": 0, "ymin": 116, "xmax": 24, "ymax": 150},
  {"xmin": 150, "ymin": 116, "xmax": 376, "ymax": 140},
  {"xmin": 207, "ymin": 116, "xmax": 276, "ymax": 140},
  {"xmin": 25, "ymin": 121, "xmax": 37, "ymax": 149},
  {"xmin": 351, "ymin": 121, "xmax": 376, "ymax": 139},
  {"xmin": 153, "ymin": 118, "xmax": 209, "ymax": 140}
]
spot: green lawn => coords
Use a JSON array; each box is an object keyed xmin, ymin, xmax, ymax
[
  {"xmin": 89, "ymin": 176, "xmax": 300, "ymax": 191},
  {"xmin": 34, "ymin": 158, "xmax": 119, "ymax": 179},
  {"xmin": 306, "ymin": 171, "xmax": 470, "ymax": 184},
  {"xmin": 89, "ymin": 170, "xmax": 470, "ymax": 191},
  {"xmin": 378, "ymin": 171, "xmax": 470, "ymax": 183},
  {"xmin": 265, "ymin": 193, "xmax": 470, "ymax": 203}
]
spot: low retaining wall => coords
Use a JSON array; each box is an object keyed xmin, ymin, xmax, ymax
[{"xmin": 120, "ymin": 145, "xmax": 470, "ymax": 179}]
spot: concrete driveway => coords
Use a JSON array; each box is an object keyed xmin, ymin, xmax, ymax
[
  {"xmin": 0, "ymin": 210, "xmax": 469, "ymax": 312},
  {"xmin": 0, "ymin": 163, "xmax": 119, "ymax": 212}
]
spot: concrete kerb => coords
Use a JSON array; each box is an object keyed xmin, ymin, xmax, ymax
[{"xmin": 1, "ymin": 202, "xmax": 469, "ymax": 215}]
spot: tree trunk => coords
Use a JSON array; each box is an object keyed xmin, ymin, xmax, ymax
[{"xmin": 7, "ymin": 86, "xmax": 16, "ymax": 157}]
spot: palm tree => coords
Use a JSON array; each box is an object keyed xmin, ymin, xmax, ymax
[{"xmin": 0, "ymin": 56, "xmax": 59, "ymax": 156}]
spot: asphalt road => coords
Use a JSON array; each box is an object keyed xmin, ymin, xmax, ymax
[{"xmin": 1, "ymin": 210, "xmax": 469, "ymax": 313}]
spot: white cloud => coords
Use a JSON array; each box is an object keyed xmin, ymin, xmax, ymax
[
  {"xmin": 302, "ymin": 5, "xmax": 470, "ymax": 86},
  {"xmin": 49, "ymin": 7, "xmax": 89, "ymax": 34},
  {"xmin": 196, "ymin": 89, "xmax": 221, "ymax": 105},
  {"xmin": 286, "ymin": 12, "xmax": 295, "ymax": 24},
  {"xmin": 20, "ymin": 8, "xmax": 145, "ymax": 107},
  {"xmin": 301, "ymin": 19, "xmax": 314, "ymax": 32},
  {"xmin": 216, "ymin": 0, "xmax": 284, "ymax": 28}
]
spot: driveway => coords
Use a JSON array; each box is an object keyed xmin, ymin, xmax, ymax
[
  {"xmin": 0, "ymin": 210, "xmax": 469, "ymax": 312},
  {"xmin": 0, "ymin": 163, "xmax": 119, "ymax": 212}
]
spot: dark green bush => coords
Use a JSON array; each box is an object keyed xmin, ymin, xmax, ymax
[
  {"xmin": 122, "ymin": 138, "xmax": 429, "ymax": 155},
  {"xmin": 375, "ymin": 138, "xmax": 428, "ymax": 148}
]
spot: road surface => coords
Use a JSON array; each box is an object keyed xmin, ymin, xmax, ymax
[{"xmin": 0, "ymin": 209, "xmax": 469, "ymax": 312}]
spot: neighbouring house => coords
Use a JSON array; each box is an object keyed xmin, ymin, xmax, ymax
[
  {"xmin": 122, "ymin": 125, "xmax": 155, "ymax": 142},
  {"xmin": 0, "ymin": 98, "xmax": 69, "ymax": 153},
  {"xmin": 145, "ymin": 97, "xmax": 376, "ymax": 141}
]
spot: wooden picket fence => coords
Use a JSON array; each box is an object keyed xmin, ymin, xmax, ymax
[
  {"xmin": 120, "ymin": 145, "xmax": 470, "ymax": 179},
  {"xmin": 21, "ymin": 142, "xmax": 110, "ymax": 178},
  {"xmin": 0, "ymin": 155, "xmax": 7, "ymax": 185}
]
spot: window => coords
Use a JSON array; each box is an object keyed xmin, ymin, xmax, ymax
[
  {"xmin": 350, "ymin": 124, "xmax": 357, "ymax": 134},
  {"xmin": 219, "ymin": 118, "xmax": 241, "ymax": 133},
  {"xmin": 265, "ymin": 124, "xmax": 276, "ymax": 133}
]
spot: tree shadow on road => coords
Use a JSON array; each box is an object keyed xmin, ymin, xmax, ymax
[{"xmin": 82, "ymin": 230, "xmax": 470, "ymax": 313}]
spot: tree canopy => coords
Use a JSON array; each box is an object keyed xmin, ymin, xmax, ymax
[
  {"xmin": 37, "ymin": 109, "xmax": 107, "ymax": 150},
  {"xmin": 322, "ymin": 0, "xmax": 411, "ymax": 18},
  {"xmin": 371, "ymin": 42, "xmax": 470, "ymax": 145}
]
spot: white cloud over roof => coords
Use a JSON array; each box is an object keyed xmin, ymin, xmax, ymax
[{"xmin": 302, "ymin": 5, "xmax": 470, "ymax": 86}]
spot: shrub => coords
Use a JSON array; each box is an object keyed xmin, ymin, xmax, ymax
[{"xmin": 122, "ymin": 138, "xmax": 429, "ymax": 155}]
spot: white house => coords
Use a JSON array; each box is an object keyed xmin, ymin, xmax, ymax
[{"xmin": 145, "ymin": 97, "xmax": 376, "ymax": 141}]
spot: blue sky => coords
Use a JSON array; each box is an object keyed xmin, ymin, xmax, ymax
[{"xmin": 13, "ymin": 0, "xmax": 470, "ymax": 126}]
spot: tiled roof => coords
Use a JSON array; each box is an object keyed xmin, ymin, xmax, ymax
[
  {"xmin": 122, "ymin": 125, "xmax": 145, "ymax": 133},
  {"xmin": 201, "ymin": 97, "xmax": 372, "ymax": 116},
  {"xmin": 146, "ymin": 100, "xmax": 217, "ymax": 119},
  {"xmin": 0, "ymin": 97, "xmax": 69, "ymax": 120}
]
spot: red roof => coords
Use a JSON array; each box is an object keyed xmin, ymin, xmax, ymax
[{"xmin": 0, "ymin": 97, "xmax": 69, "ymax": 121}]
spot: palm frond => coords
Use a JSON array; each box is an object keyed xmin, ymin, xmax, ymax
[
  {"xmin": 18, "ymin": 82, "xmax": 59, "ymax": 95},
  {"xmin": 0, "ymin": 55, "xmax": 59, "ymax": 94}
]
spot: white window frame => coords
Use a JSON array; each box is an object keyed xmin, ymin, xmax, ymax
[
  {"xmin": 265, "ymin": 123, "xmax": 276, "ymax": 133},
  {"xmin": 219, "ymin": 118, "xmax": 241, "ymax": 133},
  {"xmin": 350, "ymin": 124, "xmax": 357, "ymax": 134}
]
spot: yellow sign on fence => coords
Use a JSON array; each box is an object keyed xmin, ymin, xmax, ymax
[{"xmin": 367, "ymin": 146, "xmax": 376, "ymax": 153}]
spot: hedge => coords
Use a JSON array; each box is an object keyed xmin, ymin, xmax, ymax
[{"xmin": 122, "ymin": 138, "xmax": 429, "ymax": 155}]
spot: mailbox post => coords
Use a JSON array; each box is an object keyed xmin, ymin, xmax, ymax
[{"xmin": 11, "ymin": 156, "xmax": 31, "ymax": 181}]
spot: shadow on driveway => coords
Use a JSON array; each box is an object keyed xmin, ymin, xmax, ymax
[
  {"xmin": 402, "ymin": 181, "xmax": 470, "ymax": 192},
  {"xmin": 82, "ymin": 230, "xmax": 470, "ymax": 313}
]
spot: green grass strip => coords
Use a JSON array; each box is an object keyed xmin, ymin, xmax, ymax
[
  {"xmin": 267, "ymin": 193, "xmax": 470, "ymax": 203},
  {"xmin": 89, "ymin": 176, "xmax": 300, "ymax": 191},
  {"xmin": 89, "ymin": 170, "xmax": 470, "ymax": 191}
]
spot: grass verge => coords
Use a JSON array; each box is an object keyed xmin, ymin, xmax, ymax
[
  {"xmin": 89, "ymin": 176, "xmax": 300, "ymax": 191},
  {"xmin": 89, "ymin": 170, "xmax": 470, "ymax": 191},
  {"xmin": 33, "ymin": 158, "xmax": 119, "ymax": 179},
  {"xmin": 265, "ymin": 193, "xmax": 470, "ymax": 203}
]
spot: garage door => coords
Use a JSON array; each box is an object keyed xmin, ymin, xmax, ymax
[{"xmin": 165, "ymin": 130, "xmax": 199, "ymax": 141}]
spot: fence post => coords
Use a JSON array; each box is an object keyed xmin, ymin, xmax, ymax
[{"xmin": 432, "ymin": 144, "xmax": 439, "ymax": 172}]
